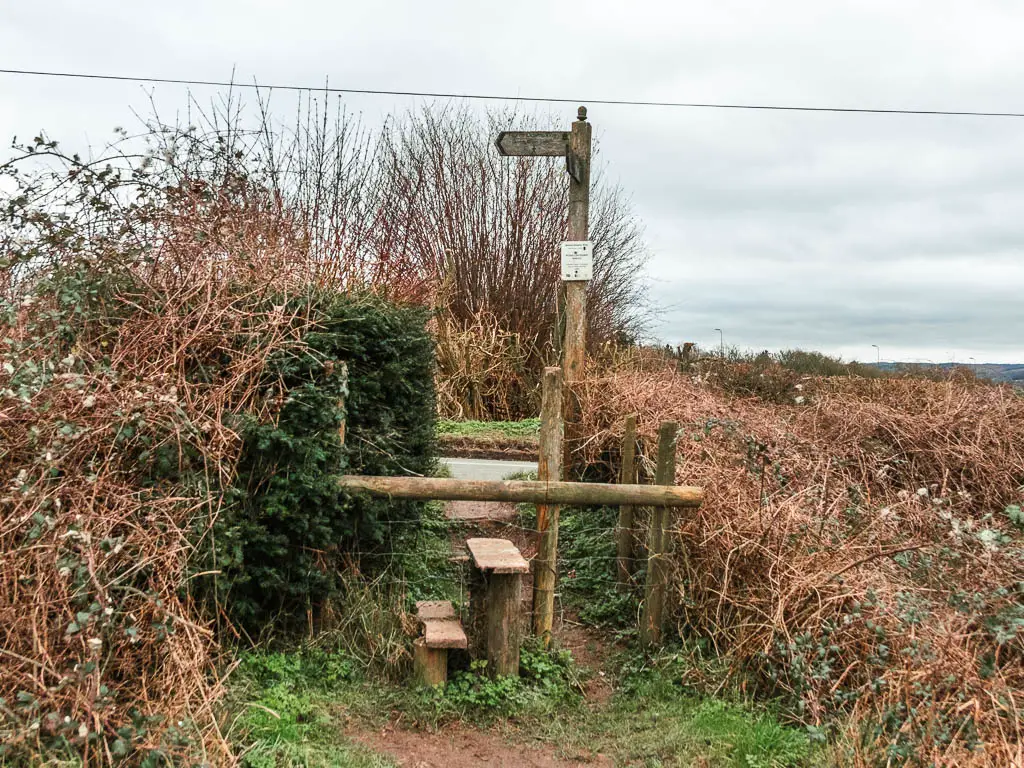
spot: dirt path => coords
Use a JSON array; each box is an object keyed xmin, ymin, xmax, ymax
[
  {"xmin": 354, "ymin": 723, "xmax": 612, "ymax": 768},
  {"xmin": 445, "ymin": 500, "xmax": 518, "ymax": 522}
]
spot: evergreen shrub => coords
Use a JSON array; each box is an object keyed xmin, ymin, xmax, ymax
[{"xmin": 201, "ymin": 294, "xmax": 437, "ymax": 633}]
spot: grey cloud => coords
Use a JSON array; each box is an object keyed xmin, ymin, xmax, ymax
[{"xmin": 2, "ymin": 0, "xmax": 1022, "ymax": 361}]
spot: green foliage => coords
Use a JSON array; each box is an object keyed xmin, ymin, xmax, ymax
[
  {"xmin": 416, "ymin": 641, "xmax": 580, "ymax": 721},
  {"xmin": 198, "ymin": 294, "xmax": 438, "ymax": 635},
  {"xmin": 239, "ymin": 649, "xmax": 358, "ymax": 689},
  {"xmin": 437, "ymin": 662, "xmax": 531, "ymax": 714},
  {"xmin": 385, "ymin": 501, "xmax": 463, "ymax": 606},
  {"xmin": 689, "ymin": 700, "xmax": 812, "ymax": 768},
  {"xmin": 527, "ymin": 503, "xmax": 638, "ymax": 629},
  {"xmin": 519, "ymin": 642, "xmax": 579, "ymax": 693},
  {"xmin": 570, "ymin": 648, "xmax": 816, "ymax": 767},
  {"xmin": 232, "ymin": 649, "xmax": 395, "ymax": 768},
  {"xmin": 436, "ymin": 418, "xmax": 540, "ymax": 439}
]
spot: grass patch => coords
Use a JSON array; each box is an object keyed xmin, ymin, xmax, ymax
[
  {"xmin": 384, "ymin": 499, "xmax": 464, "ymax": 607},
  {"xmin": 230, "ymin": 650, "xmax": 396, "ymax": 768},
  {"xmin": 532, "ymin": 648, "xmax": 816, "ymax": 767},
  {"xmin": 229, "ymin": 637, "xmax": 816, "ymax": 768},
  {"xmin": 582, "ymin": 695, "xmax": 814, "ymax": 767},
  {"xmin": 229, "ymin": 488, "xmax": 813, "ymax": 767},
  {"xmin": 436, "ymin": 418, "xmax": 540, "ymax": 440},
  {"xmin": 606, "ymin": 650, "xmax": 815, "ymax": 766}
]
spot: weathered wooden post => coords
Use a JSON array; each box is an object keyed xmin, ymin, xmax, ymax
[
  {"xmin": 563, "ymin": 107, "xmax": 592, "ymax": 384},
  {"xmin": 640, "ymin": 421, "xmax": 680, "ymax": 647},
  {"xmin": 413, "ymin": 639, "xmax": 447, "ymax": 687},
  {"xmin": 495, "ymin": 108, "xmax": 592, "ymax": 474},
  {"xmin": 561, "ymin": 108, "xmax": 592, "ymax": 475},
  {"xmin": 615, "ymin": 414, "xmax": 638, "ymax": 588},
  {"xmin": 412, "ymin": 601, "xmax": 467, "ymax": 687},
  {"xmin": 533, "ymin": 367, "xmax": 563, "ymax": 647}
]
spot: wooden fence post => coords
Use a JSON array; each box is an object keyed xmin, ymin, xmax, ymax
[
  {"xmin": 615, "ymin": 414, "xmax": 638, "ymax": 588},
  {"xmin": 533, "ymin": 367, "xmax": 563, "ymax": 648},
  {"xmin": 640, "ymin": 421, "xmax": 679, "ymax": 647}
]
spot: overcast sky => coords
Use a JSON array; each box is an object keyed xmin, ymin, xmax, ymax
[{"xmin": 2, "ymin": 0, "xmax": 1022, "ymax": 362}]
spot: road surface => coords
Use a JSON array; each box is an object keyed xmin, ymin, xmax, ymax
[{"xmin": 440, "ymin": 457, "xmax": 537, "ymax": 481}]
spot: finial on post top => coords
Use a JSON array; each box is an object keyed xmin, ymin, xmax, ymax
[{"xmin": 577, "ymin": 106, "xmax": 588, "ymax": 121}]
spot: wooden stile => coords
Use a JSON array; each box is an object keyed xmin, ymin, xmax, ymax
[{"xmin": 466, "ymin": 538, "xmax": 528, "ymax": 678}]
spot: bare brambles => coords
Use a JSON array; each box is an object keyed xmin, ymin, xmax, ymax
[
  {"xmin": 574, "ymin": 359, "xmax": 1024, "ymax": 765},
  {"xmin": 1, "ymin": 185, "xmax": 320, "ymax": 761}
]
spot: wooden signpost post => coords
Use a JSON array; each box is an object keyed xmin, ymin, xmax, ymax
[
  {"xmin": 495, "ymin": 106, "xmax": 592, "ymax": 383},
  {"xmin": 496, "ymin": 109, "xmax": 593, "ymax": 647}
]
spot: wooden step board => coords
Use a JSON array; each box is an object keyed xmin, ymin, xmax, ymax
[
  {"xmin": 415, "ymin": 600, "xmax": 468, "ymax": 649},
  {"xmin": 465, "ymin": 538, "xmax": 530, "ymax": 574}
]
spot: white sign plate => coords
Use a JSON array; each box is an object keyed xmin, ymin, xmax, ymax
[{"xmin": 560, "ymin": 241, "xmax": 593, "ymax": 281}]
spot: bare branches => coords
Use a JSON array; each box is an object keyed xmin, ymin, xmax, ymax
[{"xmin": 372, "ymin": 104, "xmax": 649, "ymax": 418}]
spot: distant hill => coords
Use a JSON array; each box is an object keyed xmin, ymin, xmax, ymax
[{"xmin": 875, "ymin": 362, "xmax": 1024, "ymax": 386}]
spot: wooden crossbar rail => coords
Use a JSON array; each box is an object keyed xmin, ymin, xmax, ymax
[{"xmin": 338, "ymin": 476, "xmax": 703, "ymax": 508}]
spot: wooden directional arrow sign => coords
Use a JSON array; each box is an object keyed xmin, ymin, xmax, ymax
[{"xmin": 495, "ymin": 130, "xmax": 570, "ymax": 157}]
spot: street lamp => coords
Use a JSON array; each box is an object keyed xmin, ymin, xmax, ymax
[
  {"xmin": 714, "ymin": 328, "xmax": 724, "ymax": 358},
  {"xmin": 871, "ymin": 344, "xmax": 880, "ymax": 364}
]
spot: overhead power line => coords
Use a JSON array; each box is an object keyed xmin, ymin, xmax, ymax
[{"xmin": 2, "ymin": 66, "xmax": 1024, "ymax": 118}]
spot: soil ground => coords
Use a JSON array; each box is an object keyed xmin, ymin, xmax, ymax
[
  {"xmin": 438, "ymin": 435, "xmax": 537, "ymax": 461},
  {"xmin": 354, "ymin": 722, "xmax": 613, "ymax": 768},
  {"xmin": 444, "ymin": 500, "xmax": 518, "ymax": 522}
]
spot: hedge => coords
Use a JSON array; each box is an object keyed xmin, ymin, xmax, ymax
[{"xmin": 197, "ymin": 294, "xmax": 437, "ymax": 634}]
